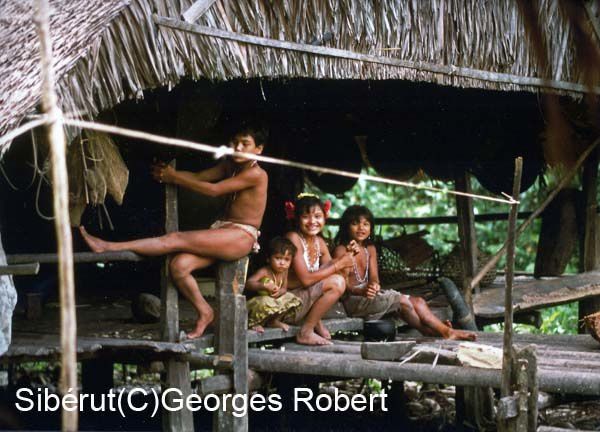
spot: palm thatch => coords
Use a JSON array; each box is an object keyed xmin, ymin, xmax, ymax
[{"xmin": 0, "ymin": 0, "xmax": 594, "ymax": 153}]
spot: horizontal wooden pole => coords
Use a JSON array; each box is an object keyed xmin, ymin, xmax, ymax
[
  {"xmin": 248, "ymin": 349, "xmax": 600, "ymax": 395},
  {"xmin": 0, "ymin": 263, "xmax": 40, "ymax": 275},
  {"xmin": 6, "ymin": 251, "xmax": 144, "ymax": 264},
  {"xmin": 154, "ymin": 15, "xmax": 600, "ymax": 95}
]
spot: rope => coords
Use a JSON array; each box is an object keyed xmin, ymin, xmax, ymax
[
  {"xmin": 62, "ymin": 118, "xmax": 519, "ymax": 205},
  {"xmin": 0, "ymin": 117, "xmax": 48, "ymax": 148},
  {"xmin": 2, "ymin": 117, "xmax": 520, "ymax": 204}
]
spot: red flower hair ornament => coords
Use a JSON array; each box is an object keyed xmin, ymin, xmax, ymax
[
  {"xmin": 284, "ymin": 198, "xmax": 332, "ymax": 219},
  {"xmin": 284, "ymin": 201, "xmax": 296, "ymax": 220},
  {"xmin": 323, "ymin": 200, "xmax": 332, "ymax": 218}
]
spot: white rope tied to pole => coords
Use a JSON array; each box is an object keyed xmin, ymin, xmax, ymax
[
  {"xmin": 0, "ymin": 116, "xmax": 48, "ymax": 148},
  {"xmin": 59, "ymin": 118, "xmax": 519, "ymax": 205},
  {"xmin": 2, "ymin": 116, "xmax": 519, "ymax": 204}
]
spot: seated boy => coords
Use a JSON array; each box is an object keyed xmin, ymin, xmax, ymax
[
  {"xmin": 80, "ymin": 126, "xmax": 268, "ymax": 339},
  {"xmin": 245, "ymin": 237, "xmax": 302, "ymax": 333}
]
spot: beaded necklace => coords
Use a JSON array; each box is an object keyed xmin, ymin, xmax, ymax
[
  {"xmin": 352, "ymin": 247, "xmax": 369, "ymax": 289},
  {"xmin": 270, "ymin": 270, "xmax": 285, "ymax": 290},
  {"xmin": 299, "ymin": 235, "xmax": 320, "ymax": 273}
]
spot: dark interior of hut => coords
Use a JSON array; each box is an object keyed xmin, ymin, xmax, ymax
[{"xmin": 0, "ymin": 77, "xmax": 549, "ymax": 327}]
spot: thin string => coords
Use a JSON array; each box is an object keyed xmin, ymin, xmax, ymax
[{"xmin": 2, "ymin": 117, "xmax": 520, "ymax": 205}]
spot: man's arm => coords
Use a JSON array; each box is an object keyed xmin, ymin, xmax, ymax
[
  {"xmin": 152, "ymin": 161, "xmax": 227, "ymax": 185},
  {"xmin": 160, "ymin": 164, "xmax": 263, "ymax": 197}
]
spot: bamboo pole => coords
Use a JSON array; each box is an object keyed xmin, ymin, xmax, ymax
[
  {"xmin": 34, "ymin": 1, "xmax": 77, "ymax": 431},
  {"xmin": 501, "ymin": 158, "xmax": 523, "ymax": 398},
  {"xmin": 471, "ymin": 138, "xmax": 600, "ymax": 289},
  {"xmin": 154, "ymin": 15, "xmax": 600, "ymax": 96}
]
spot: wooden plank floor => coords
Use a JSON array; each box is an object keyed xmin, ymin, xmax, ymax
[{"xmin": 473, "ymin": 271, "xmax": 600, "ymax": 318}]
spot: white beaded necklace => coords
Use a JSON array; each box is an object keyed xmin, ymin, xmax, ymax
[
  {"xmin": 299, "ymin": 235, "xmax": 320, "ymax": 273},
  {"xmin": 352, "ymin": 247, "xmax": 369, "ymax": 289}
]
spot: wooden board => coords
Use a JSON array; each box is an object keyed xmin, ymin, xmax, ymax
[
  {"xmin": 3, "ymin": 332, "xmax": 190, "ymax": 362},
  {"xmin": 473, "ymin": 271, "xmax": 600, "ymax": 318}
]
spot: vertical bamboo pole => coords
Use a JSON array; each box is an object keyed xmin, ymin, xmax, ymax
[
  {"xmin": 501, "ymin": 157, "xmax": 523, "ymax": 398},
  {"xmin": 34, "ymin": 1, "xmax": 77, "ymax": 431}
]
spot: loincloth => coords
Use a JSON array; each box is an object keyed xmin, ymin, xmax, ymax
[
  {"xmin": 285, "ymin": 281, "xmax": 325, "ymax": 324},
  {"xmin": 247, "ymin": 292, "xmax": 302, "ymax": 328},
  {"xmin": 210, "ymin": 220, "xmax": 260, "ymax": 253},
  {"xmin": 342, "ymin": 288, "xmax": 406, "ymax": 321}
]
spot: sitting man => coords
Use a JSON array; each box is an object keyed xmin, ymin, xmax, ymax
[{"xmin": 80, "ymin": 125, "xmax": 268, "ymax": 339}]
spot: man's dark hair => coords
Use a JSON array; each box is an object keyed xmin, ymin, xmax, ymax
[
  {"xmin": 233, "ymin": 125, "xmax": 269, "ymax": 147},
  {"xmin": 269, "ymin": 236, "xmax": 297, "ymax": 257}
]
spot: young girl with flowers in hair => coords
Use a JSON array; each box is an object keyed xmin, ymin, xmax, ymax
[
  {"xmin": 284, "ymin": 194, "xmax": 357, "ymax": 345},
  {"xmin": 334, "ymin": 205, "xmax": 476, "ymax": 341}
]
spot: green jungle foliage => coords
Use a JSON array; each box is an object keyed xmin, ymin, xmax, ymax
[{"xmin": 307, "ymin": 168, "xmax": 581, "ymax": 335}]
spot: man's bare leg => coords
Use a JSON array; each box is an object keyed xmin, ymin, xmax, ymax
[
  {"xmin": 296, "ymin": 275, "xmax": 345, "ymax": 346},
  {"xmin": 79, "ymin": 225, "xmax": 254, "ymax": 260},
  {"xmin": 410, "ymin": 297, "xmax": 476, "ymax": 341},
  {"xmin": 170, "ymin": 253, "xmax": 216, "ymax": 339}
]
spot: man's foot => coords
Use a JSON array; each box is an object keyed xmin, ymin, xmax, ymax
[
  {"xmin": 187, "ymin": 308, "xmax": 215, "ymax": 339},
  {"xmin": 447, "ymin": 329, "xmax": 477, "ymax": 341},
  {"xmin": 269, "ymin": 319, "xmax": 289, "ymax": 332},
  {"xmin": 296, "ymin": 329, "xmax": 332, "ymax": 346},
  {"xmin": 315, "ymin": 320, "xmax": 331, "ymax": 339},
  {"xmin": 79, "ymin": 226, "xmax": 110, "ymax": 253},
  {"xmin": 252, "ymin": 325, "xmax": 265, "ymax": 333}
]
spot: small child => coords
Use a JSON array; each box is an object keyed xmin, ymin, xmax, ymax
[
  {"xmin": 334, "ymin": 205, "xmax": 476, "ymax": 341},
  {"xmin": 245, "ymin": 237, "xmax": 302, "ymax": 333}
]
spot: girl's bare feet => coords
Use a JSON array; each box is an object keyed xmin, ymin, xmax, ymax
[
  {"xmin": 296, "ymin": 329, "xmax": 331, "ymax": 346},
  {"xmin": 79, "ymin": 226, "xmax": 110, "ymax": 253},
  {"xmin": 187, "ymin": 307, "xmax": 214, "ymax": 339},
  {"xmin": 447, "ymin": 328, "xmax": 477, "ymax": 341},
  {"xmin": 315, "ymin": 320, "xmax": 331, "ymax": 339},
  {"xmin": 252, "ymin": 325, "xmax": 265, "ymax": 333},
  {"xmin": 269, "ymin": 319, "xmax": 289, "ymax": 332}
]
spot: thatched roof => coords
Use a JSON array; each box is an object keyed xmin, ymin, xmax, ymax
[{"xmin": 0, "ymin": 0, "xmax": 593, "ymax": 153}]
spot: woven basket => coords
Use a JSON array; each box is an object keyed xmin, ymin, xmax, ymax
[
  {"xmin": 441, "ymin": 246, "xmax": 497, "ymax": 287},
  {"xmin": 584, "ymin": 312, "xmax": 600, "ymax": 343}
]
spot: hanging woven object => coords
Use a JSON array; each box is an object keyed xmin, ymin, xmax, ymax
[
  {"xmin": 67, "ymin": 130, "xmax": 129, "ymax": 226},
  {"xmin": 440, "ymin": 245, "xmax": 497, "ymax": 287}
]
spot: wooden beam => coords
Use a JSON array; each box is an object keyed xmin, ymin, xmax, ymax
[
  {"xmin": 35, "ymin": 1, "xmax": 78, "ymax": 430},
  {"xmin": 154, "ymin": 15, "xmax": 600, "ymax": 96},
  {"xmin": 159, "ymin": 160, "xmax": 194, "ymax": 432},
  {"xmin": 0, "ymin": 263, "xmax": 39, "ymax": 276},
  {"xmin": 160, "ymin": 160, "xmax": 179, "ymax": 342},
  {"xmin": 455, "ymin": 172, "xmax": 478, "ymax": 300},
  {"xmin": 182, "ymin": 0, "xmax": 219, "ymax": 23},
  {"xmin": 248, "ymin": 349, "xmax": 600, "ymax": 395},
  {"xmin": 6, "ymin": 251, "xmax": 143, "ymax": 264},
  {"xmin": 501, "ymin": 157, "xmax": 523, "ymax": 398},
  {"xmin": 214, "ymin": 259, "xmax": 249, "ymax": 432}
]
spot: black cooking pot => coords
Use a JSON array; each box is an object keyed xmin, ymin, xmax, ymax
[{"xmin": 363, "ymin": 319, "xmax": 397, "ymax": 342}]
